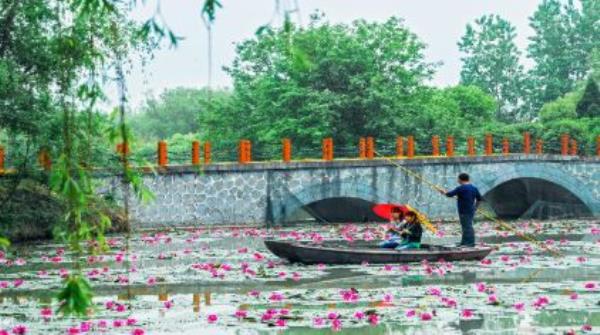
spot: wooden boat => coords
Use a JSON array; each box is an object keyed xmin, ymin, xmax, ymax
[{"xmin": 264, "ymin": 240, "xmax": 492, "ymax": 265}]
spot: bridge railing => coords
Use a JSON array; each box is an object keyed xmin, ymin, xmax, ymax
[{"xmin": 0, "ymin": 133, "xmax": 598, "ymax": 173}]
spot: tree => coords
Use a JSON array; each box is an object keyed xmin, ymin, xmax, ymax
[
  {"xmin": 224, "ymin": 16, "xmax": 436, "ymax": 151},
  {"xmin": 131, "ymin": 88, "xmax": 231, "ymax": 140},
  {"xmin": 576, "ymin": 78, "xmax": 600, "ymax": 118},
  {"xmin": 458, "ymin": 14, "xmax": 525, "ymax": 121},
  {"xmin": 526, "ymin": 0, "xmax": 600, "ymax": 112}
]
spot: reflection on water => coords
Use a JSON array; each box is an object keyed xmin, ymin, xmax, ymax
[{"xmin": 0, "ymin": 220, "xmax": 598, "ymax": 334}]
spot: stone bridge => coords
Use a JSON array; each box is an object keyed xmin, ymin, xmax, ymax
[{"xmin": 101, "ymin": 155, "xmax": 600, "ymax": 227}]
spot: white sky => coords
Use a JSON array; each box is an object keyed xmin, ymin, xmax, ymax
[{"xmin": 117, "ymin": 0, "xmax": 543, "ymax": 109}]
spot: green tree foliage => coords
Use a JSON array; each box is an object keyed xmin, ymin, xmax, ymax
[
  {"xmin": 131, "ymin": 88, "xmax": 231, "ymax": 140},
  {"xmin": 526, "ymin": 0, "xmax": 600, "ymax": 112},
  {"xmin": 0, "ymin": 0, "xmax": 56, "ymax": 138},
  {"xmin": 539, "ymin": 90, "xmax": 581, "ymax": 123},
  {"xmin": 537, "ymin": 79, "xmax": 599, "ymax": 153},
  {"xmin": 223, "ymin": 16, "xmax": 437, "ymax": 150},
  {"xmin": 576, "ymin": 78, "xmax": 600, "ymax": 118},
  {"xmin": 458, "ymin": 15, "xmax": 525, "ymax": 121}
]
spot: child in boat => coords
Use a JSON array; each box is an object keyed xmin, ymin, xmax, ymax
[
  {"xmin": 395, "ymin": 211, "xmax": 423, "ymax": 250},
  {"xmin": 379, "ymin": 207, "xmax": 405, "ymax": 249}
]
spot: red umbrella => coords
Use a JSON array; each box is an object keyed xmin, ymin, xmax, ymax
[{"xmin": 372, "ymin": 203, "xmax": 409, "ymax": 221}]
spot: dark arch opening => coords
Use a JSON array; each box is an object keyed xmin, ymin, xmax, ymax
[
  {"xmin": 484, "ymin": 178, "xmax": 592, "ymax": 219},
  {"xmin": 286, "ymin": 197, "xmax": 387, "ymax": 223}
]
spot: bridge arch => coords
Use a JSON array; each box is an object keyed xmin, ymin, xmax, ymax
[
  {"xmin": 478, "ymin": 167, "xmax": 598, "ymax": 219},
  {"xmin": 271, "ymin": 181, "xmax": 392, "ymax": 224}
]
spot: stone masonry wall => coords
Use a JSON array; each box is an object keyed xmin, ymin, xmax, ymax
[{"xmin": 97, "ymin": 155, "xmax": 600, "ymax": 228}]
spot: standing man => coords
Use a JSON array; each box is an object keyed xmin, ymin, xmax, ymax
[{"xmin": 439, "ymin": 173, "xmax": 482, "ymax": 247}]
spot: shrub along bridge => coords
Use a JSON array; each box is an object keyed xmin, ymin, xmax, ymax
[{"xmin": 0, "ymin": 133, "xmax": 599, "ymax": 227}]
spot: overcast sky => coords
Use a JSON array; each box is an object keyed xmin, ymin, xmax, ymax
[{"xmin": 118, "ymin": 0, "xmax": 543, "ymax": 108}]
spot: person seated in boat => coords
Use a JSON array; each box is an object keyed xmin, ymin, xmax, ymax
[
  {"xmin": 395, "ymin": 210, "xmax": 423, "ymax": 250},
  {"xmin": 378, "ymin": 207, "xmax": 406, "ymax": 249}
]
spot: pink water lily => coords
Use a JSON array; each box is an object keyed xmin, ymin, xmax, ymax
[
  {"xmin": 207, "ymin": 313, "xmax": 218, "ymax": 323},
  {"xmin": 582, "ymin": 324, "xmax": 592, "ymax": 332},
  {"xmin": 40, "ymin": 307, "xmax": 52, "ymax": 320},
  {"xmin": 105, "ymin": 300, "xmax": 115, "ymax": 310},
  {"xmin": 253, "ymin": 252, "xmax": 264, "ymax": 261},
  {"xmin": 353, "ymin": 311, "xmax": 365, "ymax": 320},
  {"xmin": 11, "ymin": 325, "xmax": 27, "ymax": 334},
  {"xmin": 367, "ymin": 313, "xmax": 379, "ymax": 325},
  {"xmin": 426, "ymin": 287, "xmax": 442, "ymax": 296},
  {"xmin": 461, "ymin": 309, "xmax": 474, "ymax": 318},
  {"xmin": 311, "ymin": 234, "xmax": 324, "ymax": 244},
  {"xmin": 269, "ymin": 292, "xmax": 284, "ymax": 302},
  {"xmin": 570, "ymin": 292, "xmax": 579, "ymax": 300},
  {"xmin": 532, "ymin": 296, "xmax": 550, "ymax": 309},
  {"xmin": 248, "ymin": 290, "xmax": 260, "ymax": 298},
  {"xmin": 513, "ymin": 302, "xmax": 525, "ymax": 312},
  {"xmin": 261, "ymin": 311, "xmax": 274, "ymax": 322},
  {"xmin": 442, "ymin": 297, "xmax": 457, "ymax": 308},
  {"xmin": 584, "ymin": 282, "xmax": 597, "ymax": 290},
  {"xmin": 131, "ymin": 329, "xmax": 145, "ymax": 335},
  {"xmin": 234, "ymin": 310, "xmax": 248, "ymax": 319},
  {"xmin": 331, "ymin": 318, "xmax": 342, "ymax": 332},
  {"xmin": 327, "ymin": 312, "xmax": 339, "ymax": 320},
  {"xmin": 420, "ymin": 312, "xmax": 432, "ymax": 321},
  {"xmin": 275, "ymin": 318, "xmax": 287, "ymax": 327},
  {"xmin": 59, "ymin": 268, "xmax": 69, "ymax": 278},
  {"xmin": 13, "ymin": 279, "xmax": 24, "ymax": 288},
  {"xmin": 340, "ymin": 289, "xmax": 359, "ymax": 303},
  {"xmin": 79, "ymin": 321, "xmax": 92, "ymax": 332},
  {"xmin": 405, "ymin": 309, "xmax": 416, "ymax": 317},
  {"xmin": 312, "ymin": 316, "xmax": 325, "ymax": 327}
]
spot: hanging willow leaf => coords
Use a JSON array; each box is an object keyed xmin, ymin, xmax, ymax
[
  {"xmin": 57, "ymin": 275, "xmax": 94, "ymax": 317},
  {"xmin": 202, "ymin": 0, "xmax": 223, "ymax": 23}
]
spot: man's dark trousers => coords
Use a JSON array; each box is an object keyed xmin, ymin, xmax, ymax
[{"xmin": 459, "ymin": 213, "xmax": 475, "ymax": 246}]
